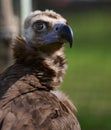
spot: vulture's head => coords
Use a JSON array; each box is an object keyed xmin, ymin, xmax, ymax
[{"xmin": 23, "ymin": 10, "xmax": 73, "ymax": 52}]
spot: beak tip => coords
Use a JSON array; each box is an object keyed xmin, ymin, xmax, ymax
[
  {"xmin": 60, "ymin": 25, "xmax": 74, "ymax": 48},
  {"xmin": 68, "ymin": 34, "xmax": 73, "ymax": 48},
  {"xmin": 69, "ymin": 40, "xmax": 73, "ymax": 48},
  {"xmin": 70, "ymin": 43, "xmax": 72, "ymax": 48}
]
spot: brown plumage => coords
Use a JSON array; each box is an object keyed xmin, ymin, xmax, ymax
[{"xmin": 0, "ymin": 10, "xmax": 81, "ymax": 130}]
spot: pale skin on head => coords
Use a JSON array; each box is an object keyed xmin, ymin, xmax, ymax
[{"xmin": 23, "ymin": 10, "xmax": 70, "ymax": 48}]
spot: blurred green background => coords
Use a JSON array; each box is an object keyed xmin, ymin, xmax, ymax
[
  {"xmin": 0, "ymin": 0, "xmax": 111, "ymax": 130},
  {"xmin": 61, "ymin": 9, "xmax": 111, "ymax": 130}
]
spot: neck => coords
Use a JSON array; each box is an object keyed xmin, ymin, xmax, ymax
[{"xmin": 13, "ymin": 37, "xmax": 67, "ymax": 90}]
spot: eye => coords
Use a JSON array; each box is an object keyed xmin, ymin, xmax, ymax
[{"xmin": 33, "ymin": 22, "xmax": 47, "ymax": 32}]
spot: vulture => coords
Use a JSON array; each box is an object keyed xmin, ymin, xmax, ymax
[{"xmin": 0, "ymin": 10, "xmax": 81, "ymax": 130}]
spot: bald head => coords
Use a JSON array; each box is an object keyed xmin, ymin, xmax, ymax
[{"xmin": 23, "ymin": 10, "xmax": 73, "ymax": 49}]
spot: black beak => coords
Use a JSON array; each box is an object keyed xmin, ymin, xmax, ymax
[
  {"xmin": 58, "ymin": 24, "xmax": 73, "ymax": 48},
  {"xmin": 41, "ymin": 23, "xmax": 73, "ymax": 48}
]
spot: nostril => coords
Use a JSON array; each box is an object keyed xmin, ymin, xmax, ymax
[{"xmin": 55, "ymin": 27, "xmax": 59, "ymax": 31}]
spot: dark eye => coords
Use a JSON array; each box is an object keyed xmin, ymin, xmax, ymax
[{"xmin": 33, "ymin": 22, "xmax": 46, "ymax": 32}]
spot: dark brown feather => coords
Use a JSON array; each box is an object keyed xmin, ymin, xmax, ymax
[{"xmin": 0, "ymin": 37, "xmax": 80, "ymax": 130}]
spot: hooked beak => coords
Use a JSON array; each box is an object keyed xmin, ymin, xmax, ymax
[
  {"xmin": 57, "ymin": 24, "xmax": 73, "ymax": 48},
  {"xmin": 42, "ymin": 23, "xmax": 73, "ymax": 48}
]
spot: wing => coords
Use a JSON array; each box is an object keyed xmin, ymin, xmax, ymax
[{"xmin": 0, "ymin": 90, "xmax": 80, "ymax": 130}]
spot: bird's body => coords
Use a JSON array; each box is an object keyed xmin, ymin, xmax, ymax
[{"xmin": 0, "ymin": 10, "xmax": 80, "ymax": 130}]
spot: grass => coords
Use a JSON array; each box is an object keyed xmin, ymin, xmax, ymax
[{"xmin": 60, "ymin": 9, "xmax": 111, "ymax": 130}]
